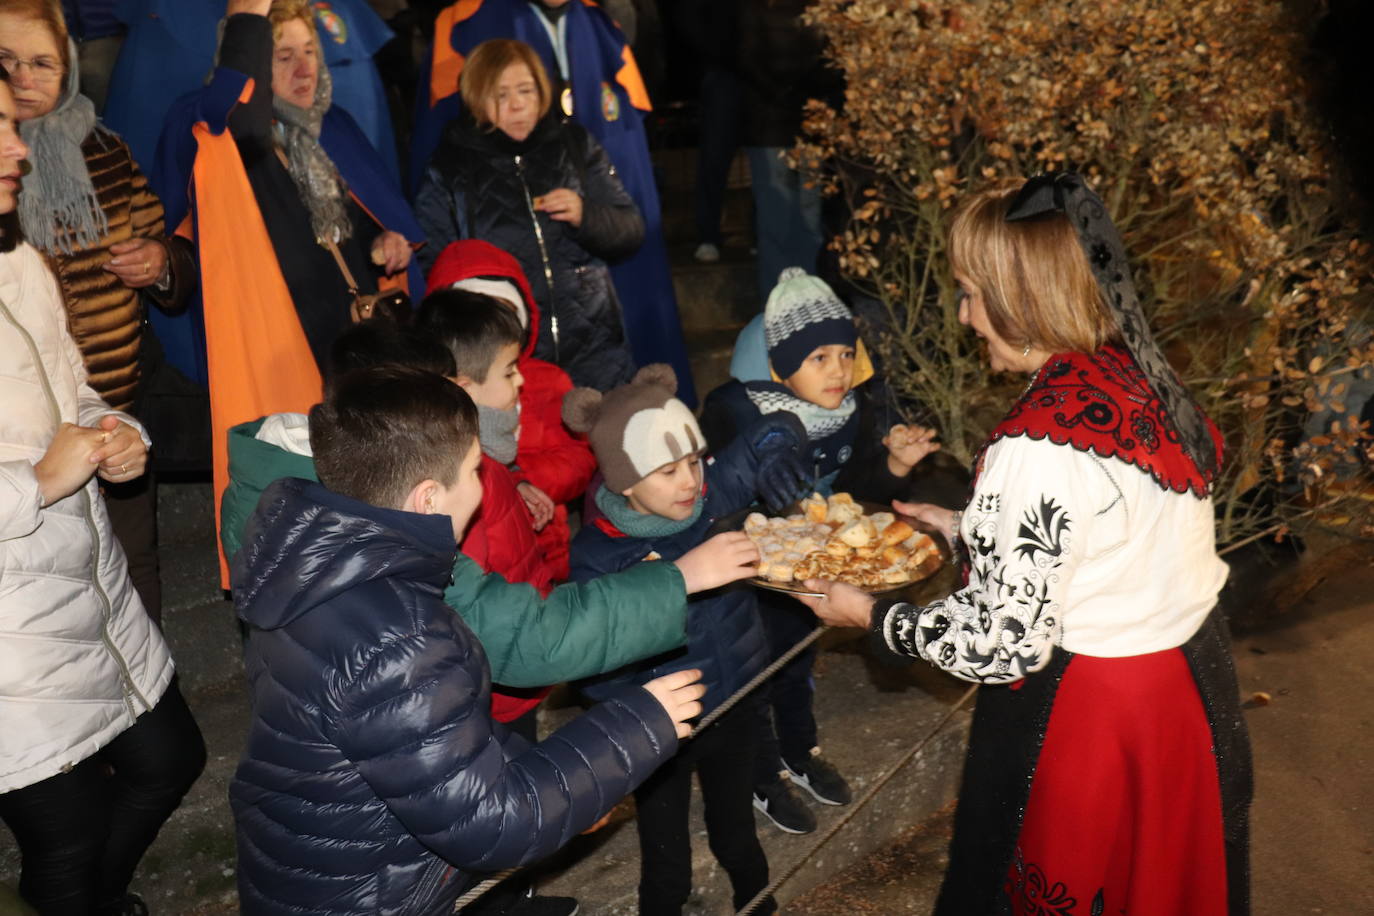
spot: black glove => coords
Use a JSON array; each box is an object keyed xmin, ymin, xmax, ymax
[{"xmin": 748, "ymin": 413, "xmax": 811, "ymax": 513}]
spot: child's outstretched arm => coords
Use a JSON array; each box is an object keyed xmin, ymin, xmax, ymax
[
  {"xmin": 325, "ymin": 623, "xmax": 699, "ymax": 873},
  {"xmin": 444, "ymin": 539, "xmax": 759, "ymax": 689}
]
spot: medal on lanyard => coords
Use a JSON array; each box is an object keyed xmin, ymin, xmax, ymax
[{"xmin": 560, "ymin": 86, "xmax": 574, "ymax": 117}]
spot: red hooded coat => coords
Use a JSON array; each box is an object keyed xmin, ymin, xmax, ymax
[
  {"xmin": 427, "ymin": 241, "xmax": 596, "ymax": 581},
  {"xmin": 427, "ymin": 242, "xmax": 598, "ymax": 723}
]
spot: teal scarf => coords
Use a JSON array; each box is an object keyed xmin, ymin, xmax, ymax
[{"xmin": 594, "ymin": 484, "xmax": 703, "ymax": 539}]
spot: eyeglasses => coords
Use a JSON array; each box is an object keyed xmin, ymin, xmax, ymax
[{"xmin": 0, "ymin": 51, "xmax": 63, "ymax": 83}]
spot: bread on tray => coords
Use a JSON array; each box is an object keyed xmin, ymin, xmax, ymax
[{"xmin": 745, "ymin": 492, "xmax": 938, "ymax": 589}]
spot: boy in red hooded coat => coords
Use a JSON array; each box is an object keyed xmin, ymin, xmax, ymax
[{"xmin": 426, "ymin": 241, "xmax": 596, "ymax": 581}]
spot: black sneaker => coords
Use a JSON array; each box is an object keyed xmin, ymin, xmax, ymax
[
  {"xmin": 752, "ymin": 773, "xmax": 817, "ymax": 834},
  {"xmin": 506, "ymin": 894, "xmax": 579, "ymax": 916},
  {"xmin": 784, "ymin": 747, "xmax": 853, "ymax": 806}
]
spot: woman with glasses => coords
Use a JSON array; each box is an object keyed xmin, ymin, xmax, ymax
[{"xmin": 0, "ymin": 0, "xmax": 196, "ymax": 627}]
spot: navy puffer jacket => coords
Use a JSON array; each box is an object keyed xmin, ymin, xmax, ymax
[
  {"xmin": 230, "ymin": 478, "xmax": 678, "ymax": 915},
  {"xmin": 415, "ymin": 112, "xmax": 644, "ymax": 391},
  {"xmin": 571, "ymin": 429, "xmax": 791, "ymax": 715}
]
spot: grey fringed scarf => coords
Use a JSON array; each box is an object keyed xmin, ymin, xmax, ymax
[
  {"xmin": 272, "ymin": 63, "xmax": 352, "ymax": 246},
  {"xmin": 17, "ymin": 39, "xmax": 113, "ymax": 256},
  {"xmin": 477, "ymin": 402, "xmax": 521, "ymax": 465}
]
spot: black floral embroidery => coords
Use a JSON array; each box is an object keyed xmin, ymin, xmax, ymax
[
  {"xmin": 1089, "ymin": 240, "xmax": 1114, "ymax": 270},
  {"xmin": 1015, "ymin": 497, "xmax": 1071, "ymax": 563},
  {"xmin": 1004, "ymin": 848, "xmax": 1107, "ymax": 916},
  {"xmin": 885, "ymin": 488, "xmax": 1071, "ymax": 683}
]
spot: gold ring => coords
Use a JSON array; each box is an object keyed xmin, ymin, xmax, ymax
[{"xmin": 120, "ymin": 463, "xmax": 127, "ymax": 474}]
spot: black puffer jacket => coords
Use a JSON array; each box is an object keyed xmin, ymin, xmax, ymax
[
  {"xmin": 230, "ymin": 478, "xmax": 678, "ymax": 915},
  {"xmin": 415, "ymin": 113, "xmax": 645, "ymax": 391}
]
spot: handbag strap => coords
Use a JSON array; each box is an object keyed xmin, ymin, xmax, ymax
[{"xmin": 274, "ymin": 146, "xmax": 360, "ymax": 295}]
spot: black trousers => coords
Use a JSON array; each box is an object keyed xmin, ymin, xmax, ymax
[
  {"xmin": 752, "ymin": 592, "xmax": 820, "ymax": 786},
  {"xmin": 0, "ymin": 680, "xmax": 206, "ymax": 914},
  {"xmin": 633, "ymin": 697, "xmax": 774, "ymax": 916},
  {"xmin": 102, "ymin": 472, "xmax": 161, "ymax": 627},
  {"xmin": 693, "ymin": 66, "xmax": 742, "ymax": 246}
]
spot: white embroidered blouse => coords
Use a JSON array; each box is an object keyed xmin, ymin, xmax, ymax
[{"xmin": 877, "ymin": 436, "xmax": 1229, "ymax": 684}]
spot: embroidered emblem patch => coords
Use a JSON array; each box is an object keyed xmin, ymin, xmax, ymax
[
  {"xmin": 600, "ymin": 81, "xmax": 620, "ymax": 122},
  {"xmin": 313, "ymin": 2, "xmax": 348, "ymax": 44}
]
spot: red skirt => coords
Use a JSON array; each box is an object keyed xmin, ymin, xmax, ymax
[{"xmin": 1005, "ymin": 648, "xmax": 1228, "ymax": 916}]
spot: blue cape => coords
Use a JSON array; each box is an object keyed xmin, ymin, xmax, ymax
[
  {"xmin": 105, "ymin": 0, "xmax": 397, "ymax": 180},
  {"xmin": 412, "ymin": 0, "xmax": 696, "ymax": 404},
  {"xmin": 148, "ymin": 66, "xmax": 424, "ymax": 384}
]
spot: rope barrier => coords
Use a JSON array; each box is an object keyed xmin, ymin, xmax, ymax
[
  {"xmin": 734, "ymin": 684, "xmax": 978, "ymax": 916},
  {"xmin": 453, "ymin": 624, "xmax": 833, "ymax": 911}
]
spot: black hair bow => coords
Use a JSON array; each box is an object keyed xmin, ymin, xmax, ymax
[{"xmin": 1004, "ymin": 171, "xmax": 1083, "ymax": 223}]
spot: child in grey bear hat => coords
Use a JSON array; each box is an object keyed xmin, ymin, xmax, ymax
[{"xmin": 565, "ymin": 364, "xmax": 814, "ymax": 916}]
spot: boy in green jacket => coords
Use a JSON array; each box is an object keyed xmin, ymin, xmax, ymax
[{"xmin": 220, "ymin": 323, "xmax": 758, "ymax": 688}]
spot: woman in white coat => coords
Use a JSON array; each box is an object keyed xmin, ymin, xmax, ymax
[{"xmin": 0, "ymin": 69, "xmax": 204, "ymax": 916}]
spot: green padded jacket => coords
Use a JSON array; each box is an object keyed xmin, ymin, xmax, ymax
[{"xmin": 221, "ymin": 417, "xmax": 688, "ymax": 687}]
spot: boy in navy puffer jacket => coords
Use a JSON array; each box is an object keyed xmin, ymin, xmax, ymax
[
  {"xmin": 230, "ymin": 366, "xmax": 714, "ymax": 916},
  {"xmin": 566, "ymin": 364, "xmax": 811, "ymax": 916}
]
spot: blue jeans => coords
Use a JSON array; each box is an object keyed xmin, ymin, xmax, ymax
[{"xmin": 747, "ymin": 146, "xmax": 823, "ymax": 296}]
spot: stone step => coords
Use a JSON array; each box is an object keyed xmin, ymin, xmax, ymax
[
  {"xmin": 683, "ymin": 326, "xmax": 742, "ymax": 406},
  {"xmin": 660, "ymin": 184, "xmax": 755, "ymax": 248},
  {"xmin": 672, "ymin": 250, "xmax": 759, "ymax": 333}
]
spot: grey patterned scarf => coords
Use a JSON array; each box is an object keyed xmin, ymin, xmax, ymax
[
  {"xmin": 272, "ymin": 63, "xmax": 351, "ymax": 245},
  {"xmin": 17, "ymin": 39, "xmax": 112, "ymax": 256},
  {"xmin": 745, "ymin": 383, "xmax": 857, "ymax": 439}
]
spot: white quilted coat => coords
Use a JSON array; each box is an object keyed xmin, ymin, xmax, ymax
[{"xmin": 0, "ymin": 242, "xmax": 173, "ymax": 794}]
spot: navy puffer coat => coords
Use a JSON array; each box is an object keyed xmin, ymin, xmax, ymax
[
  {"xmin": 230, "ymin": 478, "xmax": 678, "ymax": 915},
  {"xmin": 571, "ymin": 430, "xmax": 788, "ymax": 716},
  {"xmin": 415, "ymin": 112, "xmax": 645, "ymax": 391}
]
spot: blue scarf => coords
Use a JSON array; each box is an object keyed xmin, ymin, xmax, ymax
[{"xmin": 594, "ymin": 484, "xmax": 703, "ymax": 539}]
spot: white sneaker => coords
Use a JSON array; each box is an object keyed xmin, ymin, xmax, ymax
[{"xmin": 694, "ymin": 242, "xmax": 721, "ymax": 263}]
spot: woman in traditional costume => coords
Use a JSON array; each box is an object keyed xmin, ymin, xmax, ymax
[{"xmin": 801, "ymin": 174, "xmax": 1252, "ymax": 915}]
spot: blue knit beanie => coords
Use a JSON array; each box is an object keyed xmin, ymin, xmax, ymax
[{"xmin": 763, "ymin": 267, "xmax": 858, "ymax": 379}]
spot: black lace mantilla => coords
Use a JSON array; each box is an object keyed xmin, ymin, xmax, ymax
[{"xmin": 985, "ymin": 347, "xmax": 1219, "ymax": 498}]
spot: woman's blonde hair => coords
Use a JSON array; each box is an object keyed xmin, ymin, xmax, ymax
[
  {"xmin": 2, "ymin": 0, "xmax": 71, "ymax": 71},
  {"xmin": 460, "ymin": 39, "xmax": 552, "ymax": 128},
  {"xmin": 949, "ymin": 182, "xmax": 1120, "ymax": 354},
  {"xmin": 268, "ymin": 0, "xmax": 316, "ymax": 43}
]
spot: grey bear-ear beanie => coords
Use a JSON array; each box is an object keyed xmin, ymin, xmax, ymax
[{"xmin": 562, "ymin": 364, "xmax": 706, "ymax": 492}]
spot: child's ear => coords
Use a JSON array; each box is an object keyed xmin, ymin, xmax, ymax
[
  {"xmin": 404, "ymin": 479, "xmax": 441, "ymax": 514},
  {"xmin": 562, "ymin": 387, "xmax": 603, "ymax": 433},
  {"xmin": 451, "ymin": 373, "xmax": 475, "ymax": 391},
  {"xmin": 632, "ymin": 363, "xmax": 677, "ymax": 393}
]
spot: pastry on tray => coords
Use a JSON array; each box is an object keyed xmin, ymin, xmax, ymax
[{"xmin": 742, "ymin": 492, "xmax": 940, "ymax": 592}]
